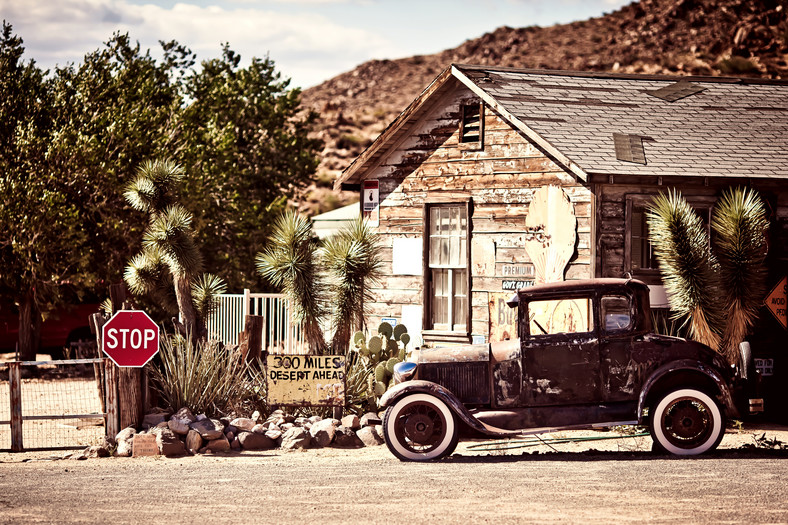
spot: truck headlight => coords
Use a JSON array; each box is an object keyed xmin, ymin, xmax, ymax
[{"xmin": 392, "ymin": 361, "xmax": 418, "ymax": 385}]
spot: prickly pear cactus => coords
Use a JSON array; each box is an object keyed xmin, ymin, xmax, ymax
[{"xmin": 348, "ymin": 322, "xmax": 412, "ymax": 406}]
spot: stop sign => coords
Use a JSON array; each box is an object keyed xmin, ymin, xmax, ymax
[{"xmin": 102, "ymin": 310, "xmax": 160, "ymax": 367}]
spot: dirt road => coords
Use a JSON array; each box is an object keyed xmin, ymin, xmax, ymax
[{"xmin": 1, "ymin": 426, "xmax": 787, "ymax": 524}]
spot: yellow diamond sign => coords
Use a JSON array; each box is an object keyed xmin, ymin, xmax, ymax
[{"xmin": 764, "ymin": 276, "xmax": 787, "ymax": 330}]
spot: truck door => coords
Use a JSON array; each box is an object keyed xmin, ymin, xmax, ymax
[{"xmin": 522, "ymin": 295, "xmax": 603, "ymax": 406}]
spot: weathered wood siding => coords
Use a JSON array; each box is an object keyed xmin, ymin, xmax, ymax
[{"xmin": 364, "ymin": 85, "xmax": 593, "ymax": 341}]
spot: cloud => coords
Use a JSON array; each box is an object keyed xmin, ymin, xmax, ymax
[{"xmin": 0, "ymin": 0, "xmax": 393, "ymax": 88}]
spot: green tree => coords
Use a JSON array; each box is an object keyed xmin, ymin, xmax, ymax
[
  {"xmin": 0, "ymin": 22, "xmax": 90, "ymax": 359},
  {"xmin": 647, "ymin": 187, "xmax": 768, "ymax": 363},
  {"xmin": 175, "ymin": 46, "xmax": 322, "ymax": 292}
]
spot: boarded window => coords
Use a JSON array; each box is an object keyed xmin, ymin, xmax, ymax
[
  {"xmin": 460, "ymin": 103, "xmax": 484, "ymax": 145},
  {"xmin": 427, "ymin": 204, "xmax": 468, "ymax": 332}
]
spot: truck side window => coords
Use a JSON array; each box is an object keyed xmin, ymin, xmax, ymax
[
  {"xmin": 528, "ymin": 298, "xmax": 593, "ymax": 335},
  {"xmin": 601, "ymin": 295, "xmax": 631, "ymax": 332}
]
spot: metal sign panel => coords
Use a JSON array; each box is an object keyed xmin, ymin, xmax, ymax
[
  {"xmin": 266, "ymin": 355, "xmax": 346, "ymax": 406},
  {"xmin": 764, "ymin": 276, "xmax": 787, "ymax": 329}
]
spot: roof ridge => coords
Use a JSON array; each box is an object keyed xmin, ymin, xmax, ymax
[{"xmin": 452, "ymin": 63, "xmax": 788, "ymax": 86}]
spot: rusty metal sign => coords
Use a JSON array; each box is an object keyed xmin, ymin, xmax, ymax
[
  {"xmin": 266, "ymin": 355, "xmax": 346, "ymax": 406},
  {"xmin": 764, "ymin": 276, "xmax": 787, "ymax": 329},
  {"xmin": 489, "ymin": 292, "xmax": 517, "ymax": 341}
]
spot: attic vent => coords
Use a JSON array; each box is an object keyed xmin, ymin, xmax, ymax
[
  {"xmin": 613, "ymin": 133, "xmax": 646, "ymax": 165},
  {"xmin": 460, "ymin": 103, "xmax": 484, "ymax": 145},
  {"xmin": 647, "ymin": 80, "xmax": 705, "ymax": 102}
]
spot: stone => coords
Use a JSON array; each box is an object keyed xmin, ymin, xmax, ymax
[
  {"xmin": 168, "ymin": 418, "xmax": 190, "ymax": 435},
  {"xmin": 226, "ymin": 431, "xmax": 235, "ymax": 441},
  {"xmin": 341, "ymin": 415, "xmax": 360, "ymax": 430},
  {"xmin": 310, "ymin": 418, "xmax": 338, "ymax": 448},
  {"xmin": 265, "ymin": 429, "xmax": 282, "ymax": 441},
  {"xmin": 204, "ymin": 435, "xmax": 230, "ymax": 453},
  {"xmin": 230, "ymin": 437, "xmax": 241, "ymax": 450},
  {"xmin": 375, "ymin": 424, "xmax": 386, "ymax": 443},
  {"xmin": 225, "ymin": 425, "xmax": 237, "ymax": 436},
  {"xmin": 251, "ymin": 424, "xmax": 267, "ymax": 434},
  {"xmin": 195, "ymin": 413, "xmax": 208, "ymax": 421},
  {"xmin": 308, "ymin": 415, "xmax": 322, "ymax": 423},
  {"xmin": 156, "ymin": 428, "xmax": 186, "ymax": 456},
  {"xmin": 251, "ymin": 410, "xmax": 261, "ymax": 422},
  {"xmin": 115, "ymin": 427, "xmax": 136, "ymax": 457},
  {"xmin": 171, "ymin": 407, "xmax": 197, "ymax": 424},
  {"xmin": 238, "ymin": 431, "xmax": 276, "ymax": 450},
  {"xmin": 190, "ymin": 418, "xmax": 224, "ymax": 440},
  {"xmin": 186, "ymin": 429, "xmax": 203, "ymax": 454},
  {"xmin": 280, "ymin": 427, "xmax": 311, "ymax": 450},
  {"xmin": 142, "ymin": 411, "xmax": 169, "ymax": 430},
  {"xmin": 360, "ymin": 412, "xmax": 381, "ymax": 427},
  {"xmin": 294, "ymin": 417, "xmax": 309, "ymax": 427},
  {"xmin": 334, "ymin": 426, "xmax": 364, "ymax": 448},
  {"xmin": 83, "ymin": 445, "xmax": 111, "ymax": 458},
  {"xmin": 281, "ymin": 423, "xmax": 295, "ymax": 432},
  {"xmin": 357, "ymin": 426, "xmax": 384, "ymax": 447},
  {"xmin": 230, "ymin": 417, "xmax": 256, "ymax": 432}
]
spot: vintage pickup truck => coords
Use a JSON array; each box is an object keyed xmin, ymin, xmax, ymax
[{"xmin": 381, "ymin": 278, "xmax": 761, "ymax": 461}]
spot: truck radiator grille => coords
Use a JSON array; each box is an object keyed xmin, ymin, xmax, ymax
[{"xmin": 420, "ymin": 362, "xmax": 490, "ymax": 405}]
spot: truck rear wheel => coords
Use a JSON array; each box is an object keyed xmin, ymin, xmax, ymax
[
  {"xmin": 383, "ymin": 393, "xmax": 459, "ymax": 461},
  {"xmin": 650, "ymin": 388, "xmax": 724, "ymax": 455}
]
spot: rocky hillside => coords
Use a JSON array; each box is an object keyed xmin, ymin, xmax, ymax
[{"xmin": 299, "ymin": 0, "xmax": 788, "ymax": 213}]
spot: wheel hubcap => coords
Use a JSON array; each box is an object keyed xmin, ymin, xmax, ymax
[{"xmin": 662, "ymin": 398, "xmax": 711, "ymax": 446}]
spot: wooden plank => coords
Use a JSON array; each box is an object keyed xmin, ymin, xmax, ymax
[
  {"xmin": 243, "ymin": 315, "xmax": 265, "ymax": 363},
  {"xmin": 9, "ymin": 362, "xmax": 22, "ymax": 452},
  {"xmin": 104, "ymin": 358, "xmax": 119, "ymax": 438},
  {"xmin": 118, "ymin": 368, "xmax": 142, "ymax": 430}
]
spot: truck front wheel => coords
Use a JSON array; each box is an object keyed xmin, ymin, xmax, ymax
[
  {"xmin": 383, "ymin": 393, "xmax": 459, "ymax": 461},
  {"xmin": 650, "ymin": 388, "xmax": 724, "ymax": 455}
]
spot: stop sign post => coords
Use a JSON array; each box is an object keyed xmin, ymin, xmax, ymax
[{"xmin": 102, "ymin": 310, "xmax": 160, "ymax": 367}]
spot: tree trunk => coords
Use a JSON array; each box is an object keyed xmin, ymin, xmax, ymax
[
  {"xmin": 18, "ymin": 291, "xmax": 39, "ymax": 361},
  {"xmin": 174, "ymin": 274, "xmax": 197, "ymax": 337}
]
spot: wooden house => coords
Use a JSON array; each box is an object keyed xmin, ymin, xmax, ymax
[{"xmin": 335, "ymin": 65, "xmax": 788, "ymax": 367}]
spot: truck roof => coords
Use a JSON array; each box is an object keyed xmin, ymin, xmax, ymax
[{"xmin": 507, "ymin": 278, "xmax": 650, "ymax": 306}]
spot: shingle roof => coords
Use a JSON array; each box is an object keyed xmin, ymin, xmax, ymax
[
  {"xmin": 336, "ymin": 65, "xmax": 788, "ymax": 189},
  {"xmin": 454, "ymin": 64, "xmax": 788, "ymax": 179}
]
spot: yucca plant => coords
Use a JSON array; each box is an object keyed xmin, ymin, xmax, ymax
[
  {"xmin": 322, "ymin": 217, "xmax": 383, "ymax": 354},
  {"xmin": 255, "ymin": 210, "xmax": 328, "ymax": 354},
  {"xmin": 711, "ymin": 187, "xmax": 768, "ymax": 364},
  {"xmin": 124, "ymin": 159, "xmax": 226, "ymax": 338},
  {"xmin": 148, "ymin": 332, "xmax": 249, "ymax": 416},
  {"xmin": 647, "ymin": 189, "xmax": 723, "ymax": 351},
  {"xmin": 648, "ymin": 187, "xmax": 769, "ymax": 363}
]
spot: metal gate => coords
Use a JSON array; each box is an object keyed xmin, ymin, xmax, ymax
[
  {"xmin": 0, "ymin": 358, "xmax": 107, "ymax": 452},
  {"xmin": 207, "ymin": 290, "xmax": 307, "ymax": 354}
]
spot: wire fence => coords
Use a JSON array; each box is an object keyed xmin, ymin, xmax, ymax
[{"xmin": 0, "ymin": 359, "xmax": 106, "ymax": 451}]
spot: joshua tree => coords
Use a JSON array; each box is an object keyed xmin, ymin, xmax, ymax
[
  {"xmin": 322, "ymin": 217, "xmax": 382, "ymax": 353},
  {"xmin": 647, "ymin": 187, "xmax": 768, "ymax": 364},
  {"xmin": 124, "ymin": 159, "xmax": 226, "ymax": 337},
  {"xmin": 255, "ymin": 211, "xmax": 381, "ymax": 355}
]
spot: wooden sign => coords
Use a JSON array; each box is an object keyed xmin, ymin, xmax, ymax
[
  {"xmin": 132, "ymin": 433, "xmax": 159, "ymax": 457},
  {"xmin": 267, "ymin": 355, "xmax": 346, "ymax": 406},
  {"xmin": 764, "ymin": 276, "xmax": 787, "ymax": 329}
]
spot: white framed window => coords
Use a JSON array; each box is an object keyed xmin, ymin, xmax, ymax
[{"xmin": 425, "ymin": 203, "xmax": 470, "ymax": 333}]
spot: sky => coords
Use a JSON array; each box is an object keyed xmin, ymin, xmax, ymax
[{"xmin": 1, "ymin": 0, "xmax": 632, "ymax": 89}]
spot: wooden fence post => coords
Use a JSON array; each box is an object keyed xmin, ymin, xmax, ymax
[
  {"xmin": 104, "ymin": 358, "xmax": 119, "ymax": 438},
  {"xmin": 243, "ymin": 315, "xmax": 264, "ymax": 363},
  {"xmin": 9, "ymin": 362, "xmax": 22, "ymax": 452}
]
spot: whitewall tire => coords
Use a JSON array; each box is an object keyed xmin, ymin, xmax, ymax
[
  {"xmin": 383, "ymin": 393, "xmax": 459, "ymax": 462},
  {"xmin": 650, "ymin": 388, "xmax": 724, "ymax": 455}
]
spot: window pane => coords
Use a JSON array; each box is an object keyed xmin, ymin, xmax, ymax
[
  {"xmin": 528, "ymin": 298, "xmax": 593, "ymax": 335},
  {"xmin": 601, "ymin": 295, "xmax": 631, "ymax": 332},
  {"xmin": 432, "ymin": 269, "xmax": 448, "ymax": 328},
  {"xmin": 452, "ymin": 270, "xmax": 467, "ymax": 330}
]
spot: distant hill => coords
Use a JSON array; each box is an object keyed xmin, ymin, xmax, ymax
[{"xmin": 299, "ymin": 0, "xmax": 788, "ymax": 213}]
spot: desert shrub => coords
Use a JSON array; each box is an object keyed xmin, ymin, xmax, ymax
[{"xmin": 149, "ymin": 332, "xmax": 249, "ymax": 416}]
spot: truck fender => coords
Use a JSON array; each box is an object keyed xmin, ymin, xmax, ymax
[
  {"xmin": 379, "ymin": 380, "xmax": 497, "ymax": 437},
  {"xmin": 637, "ymin": 359, "xmax": 738, "ymax": 423}
]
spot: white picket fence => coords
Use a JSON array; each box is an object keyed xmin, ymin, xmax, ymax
[{"xmin": 207, "ymin": 290, "xmax": 307, "ymax": 355}]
